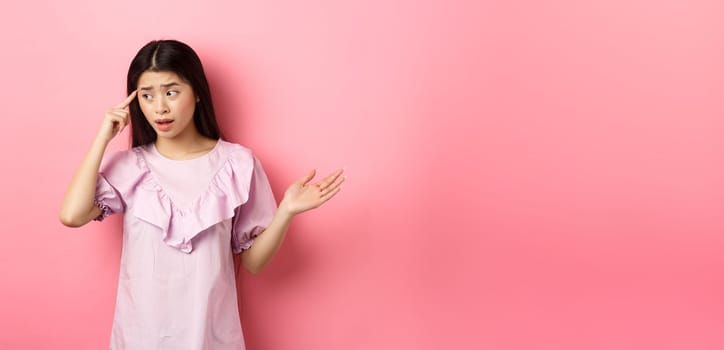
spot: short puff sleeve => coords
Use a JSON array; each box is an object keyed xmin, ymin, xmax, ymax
[
  {"xmin": 93, "ymin": 150, "xmax": 142, "ymax": 221},
  {"xmin": 231, "ymin": 156, "xmax": 277, "ymax": 253}
]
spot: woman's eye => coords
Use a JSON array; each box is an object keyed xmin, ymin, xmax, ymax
[
  {"xmin": 167, "ymin": 90, "xmax": 178, "ymax": 96},
  {"xmin": 142, "ymin": 94, "xmax": 153, "ymax": 100}
]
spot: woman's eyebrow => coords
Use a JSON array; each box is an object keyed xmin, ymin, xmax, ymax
[{"xmin": 139, "ymin": 82, "xmax": 181, "ymax": 91}]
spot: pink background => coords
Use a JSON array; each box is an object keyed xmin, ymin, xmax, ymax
[{"xmin": 1, "ymin": 0, "xmax": 723, "ymax": 349}]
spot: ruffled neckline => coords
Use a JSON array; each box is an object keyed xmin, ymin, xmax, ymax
[{"xmin": 128, "ymin": 140, "xmax": 255, "ymax": 253}]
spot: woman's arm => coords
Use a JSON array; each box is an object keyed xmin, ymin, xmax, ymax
[
  {"xmin": 239, "ymin": 207, "xmax": 294, "ymax": 274},
  {"xmin": 59, "ymin": 136, "xmax": 108, "ymax": 227},
  {"xmin": 59, "ymin": 91, "xmax": 137, "ymax": 227},
  {"xmin": 240, "ymin": 168, "xmax": 344, "ymax": 274}
]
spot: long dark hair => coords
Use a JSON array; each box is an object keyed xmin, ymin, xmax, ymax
[{"xmin": 126, "ymin": 39, "xmax": 221, "ymax": 147}]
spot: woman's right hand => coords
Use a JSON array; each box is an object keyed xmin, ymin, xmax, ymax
[{"xmin": 97, "ymin": 90, "xmax": 137, "ymax": 143}]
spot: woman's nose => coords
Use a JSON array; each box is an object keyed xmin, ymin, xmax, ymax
[{"xmin": 155, "ymin": 98, "xmax": 169, "ymax": 115}]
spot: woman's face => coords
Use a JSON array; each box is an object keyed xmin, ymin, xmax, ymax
[{"xmin": 137, "ymin": 70, "xmax": 199, "ymax": 140}]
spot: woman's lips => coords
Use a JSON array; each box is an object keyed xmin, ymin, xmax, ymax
[{"xmin": 155, "ymin": 119, "xmax": 174, "ymax": 131}]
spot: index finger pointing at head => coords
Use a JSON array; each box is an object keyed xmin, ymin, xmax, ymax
[{"xmin": 115, "ymin": 90, "xmax": 138, "ymax": 109}]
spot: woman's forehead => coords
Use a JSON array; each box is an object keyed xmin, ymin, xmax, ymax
[{"xmin": 137, "ymin": 70, "xmax": 189, "ymax": 88}]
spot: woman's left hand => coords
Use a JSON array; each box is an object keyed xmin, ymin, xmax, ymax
[{"xmin": 280, "ymin": 168, "xmax": 345, "ymax": 216}]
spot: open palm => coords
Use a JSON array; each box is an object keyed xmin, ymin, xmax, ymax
[{"xmin": 281, "ymin": 168, "xmax": 345, "ymax": 215}]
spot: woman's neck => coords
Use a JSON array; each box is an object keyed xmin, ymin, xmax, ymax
[{"xmin": 154, "ymin": 132, "xmax": 218, "ymax": 160}]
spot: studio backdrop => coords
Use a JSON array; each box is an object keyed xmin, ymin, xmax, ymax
[{"xmin": 1, "ymin": 0, "xmax": 722, "ymax": 349}]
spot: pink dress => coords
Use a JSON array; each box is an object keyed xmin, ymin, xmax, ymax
[{"xmin": 93, "ymin": 139, "xmax": 277, "ymax": 350}]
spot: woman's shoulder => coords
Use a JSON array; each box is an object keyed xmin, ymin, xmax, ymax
[
  {"xmin": 99, "ymin": 144, "xmax": 156, "ymax": 176},
  {"xmin": 214, "ymin": 140, "xmax": 264, "ymax": 182},
  {"xmin": 102, "ymin": 146, "xmax": 139, "ymax": 166},
  {"xmin": 217, "ymin": 139, "xmax": 252, "ymax": 153},
  {"xmin": 216, "ymin": 139, "xmax": 257, "ymax": 162}
]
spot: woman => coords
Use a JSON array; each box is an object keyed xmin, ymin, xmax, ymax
[{"xmin": 59, "ymin": 39, "xmax": 344, "ymax": 349}]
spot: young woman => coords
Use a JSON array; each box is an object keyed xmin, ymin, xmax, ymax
[{"xmin": 59, "ymin": 39, "xmax": 344, "ymax": 349}]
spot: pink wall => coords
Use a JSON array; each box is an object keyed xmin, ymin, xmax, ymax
[{"xmin": 1, "ymin": 0, "xmax": 723, "ymax": 349}]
